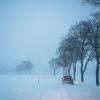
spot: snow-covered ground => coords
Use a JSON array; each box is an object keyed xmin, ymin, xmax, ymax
[{"xmin": 0, "ymin": 75, "xmax": 100, "ymax": 100}]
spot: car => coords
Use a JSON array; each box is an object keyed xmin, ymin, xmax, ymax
[{"xmin": 61, "ymin": 76, "xmax": 74, "ymax": 84}]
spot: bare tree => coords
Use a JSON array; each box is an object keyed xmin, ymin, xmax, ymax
[
  {"xmin": 15, "ymin": 60, "xmax": 34, "ymax": 74},
  {"xmin": 66, "ymin": 35, "xmax": 80, "ymax": 80},
  {"xmin": 49, "ymin": 58, "xmax": 59, "ymax": 76},
  {"xmin": 69, "ymin": 20, "xmax": 92, "ymax": 82},
  {"xmin": 87, "ymin": 11, "xmax": 100, "ymax": 86},
  {"xmin": 57, "ymin": 37, "xmax": 73, "ymax": 76}
]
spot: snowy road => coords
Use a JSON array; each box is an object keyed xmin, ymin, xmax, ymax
[
  {"xmin": 0, "ymin": 75, "xmax": 100, "ymax": 100},
  {"xmin": 32, "ymin": 92, "xmax": 70, "ymax": 100},
  {"xmin": 22, "ymin": 90, "xmax": 97, "ymax": 100}
]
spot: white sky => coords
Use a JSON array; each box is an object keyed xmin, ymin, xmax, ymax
[{"xmin": 0, "ymin": 0, "xmax": 97, "ymax": 73}]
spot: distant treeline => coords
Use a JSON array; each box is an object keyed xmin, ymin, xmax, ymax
[{"xmin": 0, "ymin": 60, "xmax": 34, "ymax": 74}]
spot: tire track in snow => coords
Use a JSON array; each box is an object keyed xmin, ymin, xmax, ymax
[{"xmin": 38, "ymin": 91, "xmax": 70, "ymax": 100}]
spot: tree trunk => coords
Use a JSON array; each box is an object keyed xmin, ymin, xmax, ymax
[
  {"xmin": 73, "ymin": 62, "xmax": 76, "ymax": 80},
  {"xmin": 81, "ymin": 59, "xmax": 84, "ymax": 82},
  {"xmin": 65, "ymin": 67, "xmax": 68, "ymax": 76},
  {"xmin": 96, "ymin": 57, "xmax": 99, "ymax": 86},
  {"xmin": 53, "ymin": 68, "xmax": 56, "ymax": 76},
  {"xmin": 68, "ymin": 68, "xmax": 70, "ymax": 76},
  {"xmin": 62, "ymin": 67, "xmax": 65, "ymax": 76},
  {"xmin": 68, "ymin": 66, "xmax": 71, "ymax": 76},
  {"xmin": 81, "ymin": 71, "xmax": 84, "ymax": 82},
  {"xmin": 74, "ymin": 66, "xmax": 76, "ymax": 80}
]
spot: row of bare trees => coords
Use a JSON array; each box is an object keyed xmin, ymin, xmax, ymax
[
  {"xmin": 82, "ymin": 0, "xmax": 100, "ymax": 6},
  {"xmin": 49, "ymin": 11, "xmax": 100, "ymax": 86}
]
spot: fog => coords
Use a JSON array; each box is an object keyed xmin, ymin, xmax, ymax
[{"xmin": 0, "ymin": 0, "xmax": 96, "ymax": 74}]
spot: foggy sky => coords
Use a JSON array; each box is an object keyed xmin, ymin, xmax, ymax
[{"xmin": 0, "ymin": 0, "xmax": 96, "ymax": 72}]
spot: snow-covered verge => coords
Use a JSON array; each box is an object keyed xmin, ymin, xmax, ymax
[{"xmin": 0, "ymin": 75, "xmax": 100, "ymax": 100}]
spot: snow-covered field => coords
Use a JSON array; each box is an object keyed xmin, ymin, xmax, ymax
[{"xmin": 0, "ymin": 75, "xmax": 100, "ymax": 100}]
